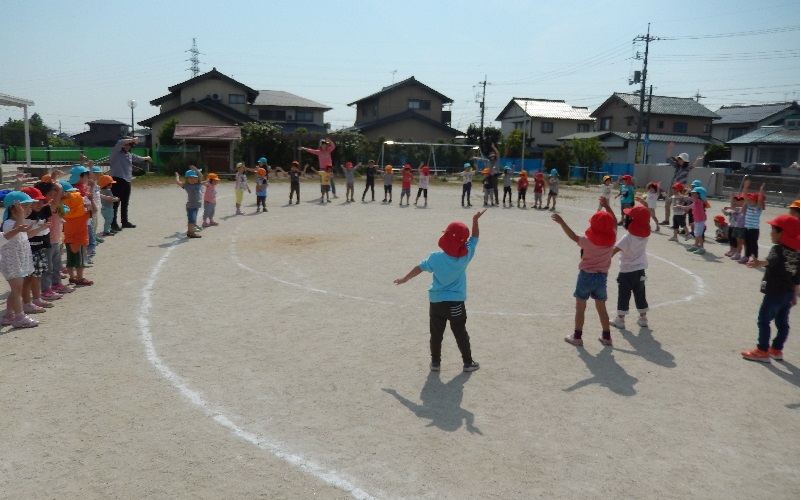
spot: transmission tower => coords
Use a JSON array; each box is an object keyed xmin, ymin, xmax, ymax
[{"xmin": 187, "ymin": 38, "xmax": 202, "ymax": 77}]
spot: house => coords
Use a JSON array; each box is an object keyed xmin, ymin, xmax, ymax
[
  {"xmin": 726, "ymin": 125, "xmax": 800, "ymax": 166},
  {"xmin": 251, "ymin": 90, "xmax": 330, "ymax": 133},
  {"xmin": 347, "ymin": 76, "xmax": 462, "ymax": 142},
  {"xmin": 711, "ymin": 101, "xmax": 799, "ymax": 143},
  {"xmin": 558, "ymin": 131, "xmax": 714, "ymax": 165},
  {"xmin": 172, "ymin": 124, "xmax": 242, "ymax": 173},
  {"xmin": 72, "ymin": 120, "xmax": 130, "ymax": 147},
  {"xmin": 591, "ymin": 92, "xmax": 719, "ymax": 163},
  {"xmin": 495, "ymin": 98, "xmax": 595, "ymax": 158}
]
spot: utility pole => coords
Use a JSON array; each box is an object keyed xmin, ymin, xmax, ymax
[
  {"xmin": 633, "ymin": 24, "xmax": 660, "ymax": 163},
  {"xmin": 477, "ymin": 76, "xmax": 488, "ymax": 152},
  {"xmin": 693, "ymin": 90, "xmax": 705, "ymax": 102},
  {"xmin": 644, "ymin": 85, "xmax": 653, "ymax": 163},
  {"xmin": 187, "ymin": 38, "xmax": 201, "ymax": 77}
]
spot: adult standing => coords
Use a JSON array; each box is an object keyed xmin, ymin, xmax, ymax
[
  {"xmin": 661, "ymin": 142, "xmax": 702, "ymax": 225},
  {"xmin": 109, "ymin": 137, "xmax": 151, "ymax": 230},
  {"xmin": 362, "ymin": 159, "xmax": 377, "ymax": 202},
  {"xmin": 472, "ymin": 143, "xmax": 500, "ymax": 206},
  {"xmin": 299, "ymin": 137, "xmax": 337, "ymax": 198}
]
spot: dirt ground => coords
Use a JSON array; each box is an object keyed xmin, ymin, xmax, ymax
[{"xmin": 1, "ymin": 178, "xmax": 798, "ymax": 499}]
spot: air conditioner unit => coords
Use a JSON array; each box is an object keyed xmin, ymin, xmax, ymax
[{"xmin": 211, "ymin": 93, "xmax": 221, "ymax": 101}]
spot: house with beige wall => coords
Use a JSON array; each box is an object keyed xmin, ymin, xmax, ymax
[
  {"xmin": 495, "ymin": 98, "xmax": 594, "ymax": 158},
  {"xmin": 347, "ymin": 76, "xmax": 462, "ymax": 142}
]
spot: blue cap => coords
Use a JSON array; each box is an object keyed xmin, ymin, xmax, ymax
[
  {"xmin": 185, "ymin": 170, "xmax": 199, "ymax": 177},
  {"xmin": 550, "ymin": 169, "xmax": 559, "ymax": 176},
  {"xmin": 690, "ymin": 180, "xmax": 702, "ymax": 187},
  {"xmin": 504, "ymin": 165, "xmax": 512, "ymax": 171},
  {"xmin": 463, "ymin": 163, "xmax": 471, "ymax": 168},
  {"xmin": 68, "ymin": 165, "xmax": 89, "ymax": 184},
  {"xmin": 258, "ymin": 157, "xmax": 267, "ymax": 164},
  {"xmin": 3, "ymin": 191, "xmax": 35, "ymax": 221},
  {"xmin": 690, "ymin": 186, "xmax": 707, "ymax": 201},
  {"xmin": 92, "ymin": 166, "xmax": 102, "ymax": 173},
  {"xmin": 58, "ymin": 180, "xmax": 78, "ymax": 192}
]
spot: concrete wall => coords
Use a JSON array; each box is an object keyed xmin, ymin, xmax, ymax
[{"xmin": 633, "ymin": 164, "xmax": 726, "ymax": 197}]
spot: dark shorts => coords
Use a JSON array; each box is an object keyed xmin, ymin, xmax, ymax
[
  {"xmin": 321, "ymin": 185, "xmax": 331, "ymax": 193},
  {"xmin": 31, "ymin": 248, "xmax": 48, "ymax": 278},
  {"xmin": 574, "ymin": 270, "xmax": 608, "ymax": 301},
  {"xmin": 732, "ymin": 227, "xmax": 746, "ymax": 239},
  {"xmin": 65, "ymin": 244, "xmax": 84, "ymax": 268},
  {"xmin": 186, "ymin": 207, "xmax": 199, "ymax": 224},
  {"xmin": 402, "ymin": 187, "xmax": 411, "ymax": 197},
  {"xmin": 672, "ymin": 214, "xmax": 686, "ymax": 229}
]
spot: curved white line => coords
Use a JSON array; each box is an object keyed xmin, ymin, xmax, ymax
[{"xmin": 138, "ymin": 243, "xmax": 376, "ymax": 500}]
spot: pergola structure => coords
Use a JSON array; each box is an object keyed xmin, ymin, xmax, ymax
[
  {"xmin": 0, "ymin": 93, "xmax": 35, "ymax": 168},
  {"xmin": 379, "ymin": 141, "xmax": 480, "ymax": 172}
]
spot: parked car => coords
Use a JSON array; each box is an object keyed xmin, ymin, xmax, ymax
[
  {"xmin": 707, "ymin": 160, "xmax": 742, "ymax": 171},
  {"xmin": 734, "ymin": 163, "xmax": 800, "ymax": 177}
]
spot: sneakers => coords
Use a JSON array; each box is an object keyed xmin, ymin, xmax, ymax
[
  {"xmin": 122, "ymin": 222, "xmax": 137, "ymax": 228},
  {"xmin": 598, "ymin": 336, "xmax": 613, "ymax": 346},
  {"xmin": 69, "ymin": 278, "xmax": 94, "ymax": 286},
  {"xmin": 2, "ymin": 313, "xmax": 14, "ymax": 326},
  {"xmin": 564, "ymin": 334, "xmax": 583, "ymax": 346},
  {"xmin": 202, "ymin": 221, "xmax": 210, "ymax": 228},
  {"xmin": 12, "ymin": 314, "xmax": 39, "ymax": 328},
  {"xmin": 33, "ymin": 298, "xmax": 54, "ymax": 308},
  {"xmin": 611, "ymin": 316, "xmax": 625, "ymax": 329},
  {"xmin": 23, "ymin": 303, "xmax": 45, "ymax": 314},
  {"xmin": 668, "ymin": 236, "xmax": 678, "ymax": 241},
  {"xmin": 95, "ymin": 236, "xmax": 104, "ymax": 243},
  {"xmin": 686, "ymin": 246, "xmax": 698, "ymax": 252},
  {"xmin": 637, "ymin": 315, "xmax": 648, "ymax": 327},
  {"xmin": 463, "ymin": 361, "xmax": 480, "ymax": 372},
  {"xmin": 693, "ymin": 248, "xmax": 706, "ymax": 255},
  {"xmin": 430, "ymin": 362, "xmax": 440, "ymax": 372},
  {"xmin": 741, "ymin": 347, "xmax": 770, "ymax": 362},
  {"xmin": 730, "ymin": 253, "xmax": 742, "ymax": 260},
  {"xmin": 42, "ymin": 289, "xmax": 63, "ymax": 300},
  {"xmin": 187, "ymin": 233, "xmax": 202, "ymax": 239},
  {"xmin": 53, "ymin": 283, "xmax": 75, "ymax": 294},
  {"xmin": 102, "ymin": 232, "xmax": 115, "ymax": 237},
  {"xmin": 768, "ymin": 348, "xmax": 783, "ymax": 361},
  {"xmin": 738, "ymin": 257, "xmax": 750, "ymax": 265},
  {"xmin": 209, "ymin": 220, "xmax": 219, "ymax": 226}
]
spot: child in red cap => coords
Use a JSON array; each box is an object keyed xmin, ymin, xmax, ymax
[
  {"xmin": 414, "ymin": 163, "xmax": 431, "ymax": 207},
  {"xmin": 400, "ymin": 164, "xmax": 414, "ymax": 206},
  {"xmin": 741, "ymin": 179, "xmax": 766, "ymax": 264},
  {"xmin": 611, "ymin": 203, "xmax": 652, "ymax": 333},
  {"xmin": 741, "ymin": 214, "xmax": 799, "ymax": 362},
  {"xmin": 394, "ymin": 210, "xmax": 486, "ymax": 372},
  {"xmin": 552, "ymin": 198, "xmax": 617, "ymax": 346},
  {"xmin": 531, "ymin": 172, "xmax": 545, "ymax": 209},
  {"xmin": 713, "ymin": 215, "xmax": 729, "ymax": 243}
]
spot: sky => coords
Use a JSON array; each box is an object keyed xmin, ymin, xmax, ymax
[{"xmin": 1, "ymin": 0, "xmax": 799, "ymax": 138}]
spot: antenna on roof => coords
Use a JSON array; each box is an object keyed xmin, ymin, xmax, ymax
[
  {"xmin": 186, "ymin": 38, "xmax": 203, "ymax": 77},
  {"xmin": 391, "ymin": 70, "xmax": 397, "ymax": 84}
]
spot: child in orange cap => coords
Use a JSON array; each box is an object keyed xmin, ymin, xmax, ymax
[
  {"xmin": 62, "ymin": 188, "xmax": 93, "ymax": 286},
  {"xmin": 611, "ymin": 203, "xmax": 652, "ymax": 333},
  {"xmin": 788, "ymin": 199, "xmax": 799, "ymax": 218},
  {"xmin": 98, "ymin": 175, "xmax": 118, "ymax": 236},
  {"xmin": 394, "ymin": 209, "xmax": 486, "ymax": 372},
  {"xmin": 399, "ymin": 164, "xmax": 414, "ymax": 206},
  {"xmin": 382, "ymin": 165, "xmax": 394, "ymax": 203},
  {"xmin": 552, "ymin": 197, "xmax": 617, "ymax": 346},
  {"xmin": 531, "ymin": 171, "xmax": 545, "ymax": 209},
  {"xmin": 741, "ymin": 214, "xmax": 800, "ymax": 362},
  {"xmin": 481, "ymin": 168, "xmax": 492, "ymax": 206},
  {"xmin": 414, "ymin": 163, "xmax": 431, "ymax": 207},
  {"xmin": 341, "ymin": 161, "xmax": 360, "ymax": 203},
  {"xmin": 202, "ymin": 173, "xmax": 220, "ymax": 226},
  {"xmin": 517, "ymin": 170, "xmax": 528, "ymax": 208}
]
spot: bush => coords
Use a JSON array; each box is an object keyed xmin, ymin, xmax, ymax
[{"xmin": 160, "ymin": 153, "xmax": 203, "ymax": 177}]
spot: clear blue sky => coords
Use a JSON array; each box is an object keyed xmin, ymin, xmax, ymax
[{"xmin": 1, "ymin": 0, "xmax": 798, "ymax": 137}]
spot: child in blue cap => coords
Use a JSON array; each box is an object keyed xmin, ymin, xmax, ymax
[
  {"xmin": 682, "ymin": 186, "xmax": 708, "ymax": 255},
  {"xmin": 1, "ymin": 192, "xmax": 39, "ymax": 328},
  {"xmin": 175, "ymin": 166, "xmax": 204, "ymax": 238},
  {"xmin": 501, "ymin": 165, "xmax": 513, "ymax": 206},
  {"xmin": 545, "ymin": 168, "xmax": 560, "ymax": 211}
]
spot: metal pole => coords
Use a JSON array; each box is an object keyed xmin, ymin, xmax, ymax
[
  {"xmin": 23, "ymin": 105, "xmax": 31, "ymax": 168},
  {"xmin": 379, "ymin": 143, "xmax": 385, "ymax": 169}
]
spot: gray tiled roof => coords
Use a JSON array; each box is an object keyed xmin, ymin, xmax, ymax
[
  {"xmin": 605, "ymin": 93, "xmax": 719, "ymax": 119},
  {"xmin": 713, "ymin": 102, "xmax": 797, "ymax": 124},
  {"xmin": 88, "ymin": 119, "xmax": 128, "ymax": 125},
  {"xmin": 726, "ymin": 126, "xmax": 799, "ymax": 145},
  {"xmin": 253, "ymin": 90, "xmax": 331, "ymax": 110},
  {"xmin": 512, "ymin": 99, "xmax": 593, "ymax": 120},
  {"xmin": 558, "ymin": 131, "xmax": 719, "ymax": 145}
]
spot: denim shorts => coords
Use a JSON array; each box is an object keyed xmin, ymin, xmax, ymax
[
  {"xmin": 574, "ymin": 270, "xmax": 608, "ymax": 301},
  {"xmin": 186, "ymin": 207, "xmax": 199, "ymax": 224},
  {"xmin": 694, "ymin": 221, "xmax": 706, "ymax": 238}
]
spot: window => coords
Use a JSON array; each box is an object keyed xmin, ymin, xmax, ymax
[
  {"xmin": 626, "ymin": 116, "xmax": 635, "ymax": 127},
  {"xmin": 259, "ymin": 109, "xmax": 286, "ymax": 121},
  {"xmin": 672, "ymin": 121, "xmax": 688, "ymax": 134},
  {"xmin": 702, "ymin": 124, "xmax": 711, "ymax": 133},
  {"xmin": 727, "ymin": 127, "xmax": 749, "ymax": 140},
  {"xmin": 296, "ymin": 111, "xmax": 314, "ymax": 122},
  {"xmin": 599, "ymin": 117, "xmax": 612, "ymax": 131},
  {"xmin": 657, "ymin": 120, "xmax": 664, "ymax": 129},
  {"xmin": 408, "ymin": 99, "xmax": 431, "ymax": 110},
  {"xmin": 513, "ymin": 121, "xmax": 524, "ymax": 130},
  {"xmin": 577, "ymin": 123, "xmax": 590, "ymax": 132},
  {"xmin": 229, "ymin": 94, "xmax": 246, "ymax": 104},
  {"xmin": 540, "ymin": 122, "xmax": 553, "ymax": 133}
]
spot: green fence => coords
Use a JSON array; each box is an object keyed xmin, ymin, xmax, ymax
[
  {"xmin": 152, "ymin": 145, "xmax": 201, "ymax": 170},
  {"xmin": 6, "ymin": 146, "xmax": 150, "ymax": 163}
]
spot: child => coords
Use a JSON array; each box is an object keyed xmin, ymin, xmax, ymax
[
  {"xmin": 615, "ymin": 174, "xmax": 635, "ymax": 223},
  {"xmin": 400, "ymin": 164, "xmax": 414, "ymax": 206},
  {"xmin": 481, "ymin": 168, "xmax": 492, "ymax": 206},
  {"xmin": 361, "ymin": 160, "xmax": 377, "ymax": 202},
  {"xmin": 202, "ymin": 173, "xmax": 219, "ymax": 226},
  {"xmin": 339, "ymin": 162, "xmax": 357, "ymax": 203},
  {"xmin": 1, "ymin": 193, "xmax": 38, "ymax": 328},
  {"xmin": 98, "ymin": 175, "xmax": 119, "ymax": 236},
  {"xmin": 552, "ymin": 197, "xmax": 617, "ymax": 346},
  {"xmin": 789, "ymin": 200, "xmax": 800, "ymax": 218},
  {"xmin": 414, "ymin": 164, "xmax": 431, "ymax": 207},
  {"xmin": 713, "ymin": 215, "xmax": 729, "ymax": 243},
  {"xmin": 461, "ymin": 163, "xmax": 473, "ymax": 207},
  {"xmin": 545, "ymin": 168, "xmax": 560, "ymax": 211},
  {"xmin": 62, "ymin": 185, "xmax": 93, "ymax": 286},
  {"xmin": 501, "ymin": 166, "xmax": 513, "ymax": 206},
  {"xmin": 299, "ymin": 138, "xmax": 337, "ymax": 198},
  {"xmin": 598, "ymin": 175, "xmax": 613, "ymax": 210},
  {"xmin": 21, "ymin": 187, "xmax": 54, "ymax": 312},
  {"xmin": 644, "ymin": 182, "xmax": 661, "ymax": 232},
  {"xmin": 741, "ymin": 214, "xmax": 799, "ymax": 362},
  {"xmin": 517, "ymin": 170, "xmax": 528, "ymax": 208},
  {"xmin": 46, "ymin": 181, "xmax": 74, "ymax": 296},
  {"xmin": 741, "ymin": 180, "xmax": 766, "ymax": 264},
  {"xmin": 393, "ymin": 209, "xmax": 486, "ymax": 372},
  {"xmin": 611, "ymin": 204, "xmax": 651, "ymax": 331},
  {"xmin": 682, "ymin": 186, "xmax": 708, "ymax": 255},
  {"xmin": 35, "ymin": 181, "xmax": 66, "ymax": 300},
  {"xmin": 274, "ymin": 161, "xmax": 307, "ymax": 204},
  {"xmin": 532, "ymin": 172, "xmax": 545, "ymax": 209},
  {"xmin": 722, "ymin": 193, "xmax": 745, "ymax": 258},
  {"xmin": 309, "ymin": 164, "xmax": 333, "ymax": 203},
  {"xmin": 234, "ymin": 162, "xmax": 251, "ymax": 215},
  {"xmin": 174, "ymin": 166, "xmax": 203, "ymax": 238},
  {"xmin": 254, "ymin": 167, "xmax": 268, "ymax": 212},
  {"xmin": 382, "ymin": 165, "xmax": 394, "ymax": 203}
]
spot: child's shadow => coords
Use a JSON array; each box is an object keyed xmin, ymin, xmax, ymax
[
  {"xmin": 218, "ymin": 214, "xmax": 240, "ymax": 221},
  {"xmin": 564, "ymin": 347, "xmax": 638, "ymax": 396},
  {"xmin": 151, "ymin": 232, "xmax": 190, "ymax": 248},
  {"xmin": 615, "ymin": 327, "xmax": 676, "ymax": 368},
  {"xmin": 382, "ymin": 371, "xmax": 481, "ymax": 434},
  {"xmin": 761, "ymin": 359, "xmax": 800, "ymax": 387}
]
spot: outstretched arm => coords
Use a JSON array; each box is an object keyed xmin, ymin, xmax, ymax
[
  {"xmin": 550, "ymin": 213, "xmax": 579, "ymax": 242},
  {"xmin": 599, "ymin": 196, "xmax": 618, "ymax": 225},
  {"xmin": 491, "ymin": 142, "xmax": 500, "ymax": 157},
  {"xmin": 394, "ymin": 266, "xmax": 423, "ymax": 285},
  {"xmin": 472, "ymin": 209, "xmax": 486, "ymax": 238},
  {"xmin": 174, "ymin": 172, "xmax": 183, "ymax": 187}
]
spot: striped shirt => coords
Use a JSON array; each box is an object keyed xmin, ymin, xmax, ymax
[{"xmin": 744, "ymin": 205, "xmax": 763, "ymax": 229}]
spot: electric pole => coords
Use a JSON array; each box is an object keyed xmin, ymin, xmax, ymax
[
  {"xmin": 187, "ymin": 38, "xmax": 201, "ymax": 77},
  {"xmin": 477, "ymin": 76, "xmax": 488, "ymax": 152},
  {"xmin": 693, "ymin": 90, "xmax": 705, "ymax": 102},
  {"xmin": 633, "ymin": 24, "xmax": 660, "ymax": 163}
]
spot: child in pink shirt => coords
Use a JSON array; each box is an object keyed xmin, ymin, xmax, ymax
[
  {"xmin": 552, "ymin": 197, "xmax": 617, "ymax": 346},
  {"xmin": 400, "ymin": 164, "xmax": 414, "ymax": 206}
]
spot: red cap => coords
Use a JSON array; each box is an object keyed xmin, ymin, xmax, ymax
[
  {"xmin": 403, "ymin": 164, "xmax": 412, "ymax": 169},
  {"xmin": 21, "ymin": 187, "xmax": 45, "ymax": 201},
  {"xmin": 535, "ymin": 172, "xmax": 543, "ymax": 178},
  {"xmin": 733, "ymin": 194, "xmax": 744, "ymax": 200},
  {"xmin": 746, "ymin": 192, "xmax": 763, "ymax": 201},
  {"xmin": 585, "ymin": 211, "xmax": 616, "ymax": 247},
  {"xmin": 345, "ymin": 162, "xmax": 353, "ymax": 168},
  {"xmin": 767, "ymin": 214, "xmax": 799, "ymax": 251},
  {"xmin": 438, "ymin": 222, "xmax": 470, "ymax": 257},
  {"xmin": 623, "ymin": 205, "xmax": 651, "ymax": 237},
  {"xmin": 621, "ymin": 174, "xmax": 632, "ymax": 181},
  {"xmin": 713, "ymin": 215, "xmax": 728, "ymax": 225},
  {"xmin": 673, "ymin": 183, "xmax": 684, "ymax": 191},
  {"xmin": 421, "ymin": 166, "xmax": 430, "ymax": 175}
]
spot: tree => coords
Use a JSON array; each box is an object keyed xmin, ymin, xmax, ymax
[
  {"xmin": 503, "ymin": 129, "xmax": 527, "ymax": 158},
  {"xmin": 158, "ymin": 118, "xmax": 180, "ymax": 146},
  {"xmin": 466, "ymin": 124, "xmax": 503, "ymax": 157},
  {"xmin": 543, "ymin": 143, "xmax": 575, "ymax": 177},
  {"xmin": 0, "ymin": 113, "xmax": 48, "ymax": 146},
  {"xmin": 703, "ymin": 143, "xmax": 730, "ymax": 163},
  {"xmin": 238, "ymin": 121, "xmax": 292, "ymax": 165},
  {"xmin": 571, "ymin": 137, "xmax": 608, "ymax": 168}
]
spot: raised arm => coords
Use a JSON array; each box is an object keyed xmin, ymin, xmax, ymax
[
  {"xmin": 691, "ymin": 154, "xmax": 704, "ymax": 169},
  {"xmin": 550, "ymin": 213, "xmax": 579, "ymax": 242},
  {"xmin": 472, "ymin": 209, "xmax": 486, "ymax": 238},
  {"xmin": 394, "ymin": 266, "xmax": 423, "ymax": 285},
  {"xmin": 491, "ymin": 142, "xmax": 500, "ymax": 157},
  {"xmin": 599, "ymin": 196, "xmax": 618, "ymax": 225},
  {"xmin": 174, "ymin": 172, "xmax": 183, "ymax": 187}
]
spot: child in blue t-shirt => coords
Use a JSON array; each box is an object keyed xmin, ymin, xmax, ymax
[{"xmin": 394, "ymin": 210, "xmax": 486, "ymax": 372}]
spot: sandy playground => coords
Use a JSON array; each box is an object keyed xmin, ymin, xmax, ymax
[{"xmin": 1, "ymin": 178, "xmax": 798, "ymax": 499}]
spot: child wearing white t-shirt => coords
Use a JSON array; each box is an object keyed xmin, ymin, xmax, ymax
[
  {"xmin": 611, "ymin": 203, "xmax": 651, "ymax": 330},
  {"xmin": 644, "ymin": 182, "xmax": 660, "ymax": 232},
  {"xmin": 414, "ymin": 164, "xmax": 431, "ymax": 207}
]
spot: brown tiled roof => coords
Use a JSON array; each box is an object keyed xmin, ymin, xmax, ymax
[{"xmin": 173, "ymin": 125, "xmax": 242, "ymax": 141}]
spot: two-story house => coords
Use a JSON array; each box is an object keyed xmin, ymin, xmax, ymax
[
  {"xmin": 72, "ymin": 120, "xmax": 131, "ymax": 147},
  {"xmin": 347, "ymin": 76, "xmax": 462, "ymax": 142},
  {"xmin": 494, "ymin": 98, "xmax": 594, "ymax": 158},
  {"xmin": 250, "ymin": 90, "xmax": 331, "ymax": 133},
  {"xmin": 711, "ymin": 101, "xmax": 799, "ymax": 143},
  {"xmin": 589, "ymin": 92, "xmax": 720, "ymax": 163}
]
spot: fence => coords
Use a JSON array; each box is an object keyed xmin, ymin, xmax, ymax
[
  {"xmin": 720, "ymin": 173, "xmax": 799, "ymax": 207},
  {"xmin": 4, "ymin": 146, "xmax": 149, "ymax": 164},
  {"xmin": 571, "ymin": 162, "xmax": 634, "ymax": 182},
  {"xmin": 152, "ymin": 144, "xmax": 202, "ymax": 170}
]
